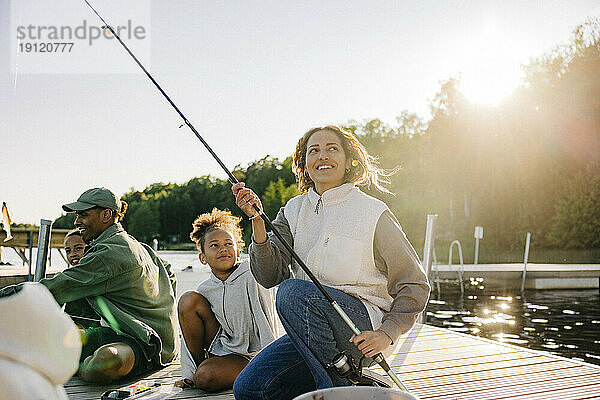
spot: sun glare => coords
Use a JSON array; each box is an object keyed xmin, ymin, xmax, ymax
[
  {"xmin": 458, "ymin": 23, "xmax": 523, "ymax": 106},
  {"xmin": 460, "ymin": 60, "xmax": 521, "ymax": 106}
]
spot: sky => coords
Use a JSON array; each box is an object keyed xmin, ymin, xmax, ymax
[{"xmin": 1, "ymin": 0, "xmax": 599, "ymax": 224}]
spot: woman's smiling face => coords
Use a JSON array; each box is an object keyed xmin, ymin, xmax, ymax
[{"xmin": 305, "ymin": 129, "xmax": 350, "ymax": 194}]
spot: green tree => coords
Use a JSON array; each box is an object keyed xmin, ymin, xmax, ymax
[
  {"xmin": 262, "ymin": 178, "xmax": 300, "ymax": 219},
  {"xmin": 548, "ymin": 165, "xmax": 600, "ymax": 248},
  {"xmin": 53, "ymin": 213, "xmax": 76, "ymax": 229},
  {"xmin": 243, "ymin": 156, "xmax": 296, "ymax": 198},
  {"xmin": 128, "ymin": 200, "xmax": 160, "ymax": 243}
]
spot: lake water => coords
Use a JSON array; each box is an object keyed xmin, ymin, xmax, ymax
[
  {"xmin": 2, "ymin": 248, "xmax": 599, "ymax": 366},
  {"xmin": 425, "ymin": 283, "xmax": 600, "ymax": 366}
]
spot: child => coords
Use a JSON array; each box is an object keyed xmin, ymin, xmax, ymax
[
  {"xmin": 177, "ymin": 208, "xmax": 278, "ymax": 392},
  {"xmin": 64, "ymin": 229, "xmax": 86, "ymax": 267}
]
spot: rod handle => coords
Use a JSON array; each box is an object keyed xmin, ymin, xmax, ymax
[{"xmin": 373, "ymin": 354, "xmax": 409, "ymax": 392}]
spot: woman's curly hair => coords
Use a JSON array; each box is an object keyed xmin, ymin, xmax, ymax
[
  {"xmin": 115, "ymin": 200, "xmax": 128, "ymax": 221},
  {"xmin": 292, "ymin": 125, "xmax": 395, "ymax": 194},
  {"xmin": 189, "ymin": 208, "xmax": 244, "ymax": 253}
]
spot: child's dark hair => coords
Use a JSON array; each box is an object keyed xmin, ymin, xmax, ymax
[
  {"xmin": 189, "ymin": 208, "xmax": 244, "ymax": 253},
  {"xmin": 64, "ymin": 229, "xmax": 82, "ymax": 240}
]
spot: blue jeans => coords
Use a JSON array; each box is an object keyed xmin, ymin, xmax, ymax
[{"xmin": 233, "ymin": 279, "xmax": 373, "ymax": 400}]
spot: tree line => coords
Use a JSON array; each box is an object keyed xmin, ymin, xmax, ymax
[{"xmin": 55, "ymin": 20, "xmax": 600, "ymax": 253}]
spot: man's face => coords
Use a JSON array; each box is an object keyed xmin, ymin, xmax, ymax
[
  {"xmin": 64, "ymin": 235, "xmax": 86, "ymax": 266},
  {"xmin": 74, "ymin": 208, "xmax": 110, "ymax": 243}
]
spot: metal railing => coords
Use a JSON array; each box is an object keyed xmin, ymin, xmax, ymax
[
  {"xmin": 448, "ymin": 240, "xmax": 465, "ymax": 295},
  {"xmin": 34, "ymin": 219, "xmax": 53, "ymax": 282},
  {"xmin": 420, "ymin": 214, "xmax": 438, "ymax": 324}
]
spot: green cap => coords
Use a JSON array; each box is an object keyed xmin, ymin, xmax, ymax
[{"xmin": 62, "ymin": 188, "xmax": 121, "ymax": 212}]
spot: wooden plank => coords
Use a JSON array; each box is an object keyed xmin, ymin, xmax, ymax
[
  {"xmin": 0, "ymin": 227, "xmax": 71, "ymax": 248},
  {"xmin": 420, "ymin": 375, "xmax": 600, "ymax": 400},
  {"xmin": 65, "ymin": 323, "xmax": 600, "ymax": 400},
  {"xmin": 65, "ymin": 360, "xmax": 234, "ymax": 400},
  {"xmin": 503, "ymin": 383, "xmax": 600, "ymax": 400},
  {"xmin": 390, "ymin": 354, "xmax": 553, "ymax": 380},
  {"xmin": 386, "ymin": 343, "xmax": 521, "ymax": 367},
  {"xmin": 411, "ymin": 365, "xmax": 597, "ymax": 396}
]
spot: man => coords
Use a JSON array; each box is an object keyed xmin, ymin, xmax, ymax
[{"xmin": 1, "ymin": 188, "xmax": 179, "ymax": 383}]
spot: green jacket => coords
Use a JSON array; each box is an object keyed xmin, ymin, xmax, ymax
[{"xmin": 25, "ymin": 224, "xmax": 177, "ymax": 366}]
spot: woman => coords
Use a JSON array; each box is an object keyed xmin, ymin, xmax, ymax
[{"xmin": 232, "ymin": 126, "xmax": 430, "ymax": 400}]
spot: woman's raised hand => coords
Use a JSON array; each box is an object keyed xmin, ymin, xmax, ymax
[
  {"xmin": 232, "ymin": 182, "xmax": 267, "ymax": 243},
  {"xmin": 232, "ymin": 182, "xmax": 263, "ymax": 218}
]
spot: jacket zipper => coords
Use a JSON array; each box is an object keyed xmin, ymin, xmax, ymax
[
  {"xmin": 222, "ymin": 281, "xmax": 232, "ymax": 331},
  {"xmin": 315, "ymin": 196, "xmax": 322, "ymax": 214}
]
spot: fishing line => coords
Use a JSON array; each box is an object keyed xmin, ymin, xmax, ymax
[{"xmin": 80, "ymin": 0, "xmax": 409, "ymax": 392}]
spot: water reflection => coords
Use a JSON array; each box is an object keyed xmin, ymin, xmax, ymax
[{"xmin": 426, "ymin": 283, "xmax": 600, "ymax": 366}]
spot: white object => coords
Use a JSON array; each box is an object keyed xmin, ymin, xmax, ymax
[
  {"xmin": 421, "ymin": 214, "xmax": 438, "ymax": 321},
  {"xmin": 474, "ymin": 226, "xmax": 483, "ymax": 265},
  {"xmin": 521, "ymin": 232, "xmax": 532, "ymax": 291},
  {"xmin": 0, "ymin": 283, "xmax": 81, "ymax": 400},
  {"xmin": 293, "ymin": 387, "xmax": 420, "ymax": 400},
  {"xmin": 127, "ymin": 385, "xmax": 182, "ymax": 399},
  {"xmin": 448, "ymin": 240, "xmax": 465, "ymax": 295}
]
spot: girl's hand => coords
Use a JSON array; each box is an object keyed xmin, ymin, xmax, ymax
[
  {"xmin": 232, "ymin": 182, "xmax": 263, "ymax": 218},
  {"xmin": 349, "ymin": 330, "xmax": 393, "ymax": 357}
]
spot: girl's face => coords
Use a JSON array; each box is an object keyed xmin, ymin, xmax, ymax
[
  {"xmin": 305, "ymin": 129, "xmax": 350, "ymax": 194},
  {"xmin": 199, "ymin": 228, "xmax": 241, "ymax": 281},
  {"xmin": 64, "ymin": 235, "xmax": 86, "ymax": 266}
]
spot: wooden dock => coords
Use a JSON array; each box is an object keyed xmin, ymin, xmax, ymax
[
  {"xmin": 0, "ymin": 227, "xmax": 70, "ymax": 249},
  {"xmin": 65, "ymin": 323, "xmax": 600, "ymax": 400},
  {"xmin": 0, "ymin": 227, "xmax": 71, "ymax": 285},
  {"xmin": 433, "ymin": 263, "xmax": 600, "ymax": 290}
]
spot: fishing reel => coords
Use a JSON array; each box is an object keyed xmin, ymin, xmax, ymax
[
  {"xmin": 330, "ymin": 352, "xmax": 393, "ymax": 388},
  {"xmin": 330, "ymin": 352, "xmax": 363, "ymax": 384}
]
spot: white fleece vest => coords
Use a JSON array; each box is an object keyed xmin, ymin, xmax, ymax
[{"xmin": 284, "ymin": 183, "xmax": 393, "ymax": 321}]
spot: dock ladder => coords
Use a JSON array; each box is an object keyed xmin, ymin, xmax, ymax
[
  {"xmin": 448, "ymin": 240, "xmax": 465, "ymax": 295},
  {"xmin": 430, "ymin": 241, "xmax": 465, "ymax": 295}
]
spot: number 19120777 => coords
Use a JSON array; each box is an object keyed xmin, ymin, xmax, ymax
[{"xmin": 19, "ymin": 42, "xmax": 74, "ymax": 52}]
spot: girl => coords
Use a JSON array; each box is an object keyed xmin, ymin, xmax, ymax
[
  {"xmin": 232, "ymin": 125, "xmax": 430, "ymax": 399},
  {"xmin": 63, "ymin": 229, "xmax": 86, "ymax": 267},
  {"xmin": 177, "ymin": 208, "xmax": 278, "ymax": 392}
]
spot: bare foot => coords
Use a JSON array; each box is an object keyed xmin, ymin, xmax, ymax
[{"xmin": 174, "ymin": 378, "xmax": 194, "ymax": 388}]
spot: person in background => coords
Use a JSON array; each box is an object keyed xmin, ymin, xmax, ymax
[
  {"xmin": 63, "ymin": 229, "xmax": 86, "ymax": 267},
  {"xmin": 232, "ymin": 125, "xmax": 430, "ymax": 399},
  {"xmin": 0, "ymin": 283, "xmax": 81, "ymax": 399},
  {"xmin": 0, "ymin": 187, "xmax": 179, "ymax": 384},
  {"xmin": 177, "ymin": 208, "xmax": 278, "ymax": 391}
]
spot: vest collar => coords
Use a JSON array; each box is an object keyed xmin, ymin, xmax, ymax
[{"xmin": 307, "ymin": 183, "xmax": 356, "ymax": 210}]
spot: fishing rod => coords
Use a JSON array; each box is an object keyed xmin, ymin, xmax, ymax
[{"xmin": 82, "ymin": 0, "xmax": 408, "ymax": 392}]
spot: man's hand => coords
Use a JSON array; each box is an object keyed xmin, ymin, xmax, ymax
[{"xmin": 349, "ymin": 330, "xmax": 393, "ymax": 358}]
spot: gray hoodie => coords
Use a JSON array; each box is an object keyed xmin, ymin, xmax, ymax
[{"xmin": 180, "ymin": 260, "xmax": 279, "ymax": 379}]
